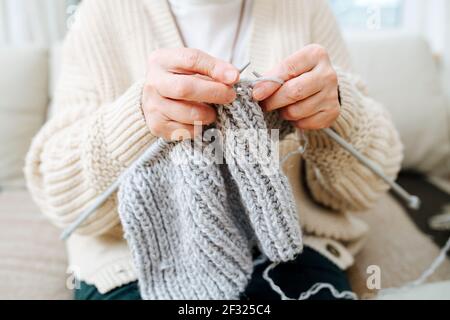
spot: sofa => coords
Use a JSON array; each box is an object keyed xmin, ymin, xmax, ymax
[{"xmin": 0, "ymin": 33, "xmax": 449, "ymax": 300}]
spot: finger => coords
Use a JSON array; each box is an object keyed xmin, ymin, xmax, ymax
[
  {"xmin": 143, "ymin": 85, "xmax": 217, "ymax": 125},
  {"xmin": 153, "ymin": 48, "xmax": 240, "ymax": 85},
  {"xmin": 279, "ymin": 91, "xmax": 326, "ymax": 121},
  {"xmin": 156, "ymin": 73, "xmax": 237, "ymax": 104},
  {"xmin": 253, "ymin": 45, "xmax": 320, "ymax": 101},
  {"xmin": 167, "ymin": 122, "xmax": 197, "ymax": 141},
  {"xmin": 294, "ymin": 109, "xmax": 340, "ymax": 130},
  {"xmin": 262, "ymin": 70, "xmax": 324, "ymax": 112},
  {"xmin": 146, "ymin": 111, "xmax": 196, "ymax": 141},
  {"xmin": 158, "ymin": 97, "xmax": 217, "ymax": 126}
]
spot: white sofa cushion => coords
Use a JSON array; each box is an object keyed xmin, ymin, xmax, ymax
[
  {"xmin": 0, "ymin": 191, "xmax": 72, "ymax": 300},
  {"xmin": 347, "ymin": 33, "xmax": 450, "ymax": 176},
  {"xmin": 0, "ymin": 47, "xmax": 49, "ymax": 189}
]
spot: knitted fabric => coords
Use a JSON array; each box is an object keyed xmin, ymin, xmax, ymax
[{"xmin": 117, "ymin": 82, "xmax": 303, "ymax": 300}]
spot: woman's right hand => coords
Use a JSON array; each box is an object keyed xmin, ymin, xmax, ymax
[{"xmin": 142, "ymin": 48, "xmax": 240, "ymax": 141}]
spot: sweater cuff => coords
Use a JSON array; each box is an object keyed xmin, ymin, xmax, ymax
[
  {"xmin": 84, "ymin": 80, "xmax": 155, "ymax": 191},
  {"xmin": 304, "ymin": 68, "xmax": 369, "ymax": 153},
  {"xmin": 301, "ymin": 68, "xmax": 404, "ymax": 211}
]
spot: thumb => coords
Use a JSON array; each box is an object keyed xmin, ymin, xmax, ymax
[{"xmin": 252, "ymin": 72, "xmax": 283, "ymax": 101}]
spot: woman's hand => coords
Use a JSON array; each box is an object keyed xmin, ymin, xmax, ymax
[
  {"xmin": 142, "ymin": 48, "xmax": 240, "ymax": 141},
  {"xmin": 252, "ymin": 44, "xmax": 340, "ymax": 130}
]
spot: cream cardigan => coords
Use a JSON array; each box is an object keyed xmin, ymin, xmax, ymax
[{"xmin": 25, "ymin": 0, "xmax": 403, "ymax": 294}]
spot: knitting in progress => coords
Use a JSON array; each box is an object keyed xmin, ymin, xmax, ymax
[
  {"xmin": 58, "ymin": 74, "xmax": 425, "ymax": 300},
  {"xmin": 117, "ymin": 80, "xmax": 303, "ymax": 300}
]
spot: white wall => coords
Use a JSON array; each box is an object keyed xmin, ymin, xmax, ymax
[
  {"xmin": 0, "ymin": 1, "xmax": 5, "ymax": 44},
  {"xmin": 0, "ymin": 0, "xmax": 68, "ymax": 47},
  {"xmin": 393, "ymin": 0, "xmax": 450, "ymax": 97},
  {"xmin": 403, "ymin": 0, "xmax": 446, "ymax": 53}
]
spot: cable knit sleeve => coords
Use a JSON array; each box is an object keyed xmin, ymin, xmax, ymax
[
  {"xmin": 301, "ymin": 0, "xmax": 404, "ymax": 212},
  {"xmin": 24, "ymin": 4, "xmax": 155, "ymax": 236}
]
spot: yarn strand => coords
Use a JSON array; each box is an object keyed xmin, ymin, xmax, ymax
[
  {"xmin": 409, "ymin": 236, "xmax": 450, "ymax": 287},
  {"xmin": 262, "ymin": 262, "xmax": 358, "ymax": 300},
  {"xmin": 378, "ymin": 235, "xmax": 450, "ymax": 298}
]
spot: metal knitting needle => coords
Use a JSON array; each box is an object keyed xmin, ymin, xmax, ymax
[
  {"xmin": 322, "ymin": 128, "xmax": 420, "ymax": 210},
  {"xmin": 60, "ymin": 63, "xmax": 252, "ymax": 241},
  {"xmin": 61, "ymin": 63, "xmax": 420, "ymax": 240},
  {"xmin": 239, "ymin": 61, "xmax": 251, "ymax": 74},
  {"xmin": 60, "ymin": 138, "xmax": 170, "ymax": 241},
  {"xmin": 429, "ymin": 207, "xmax": 450, "ymax": 231},
  {"xmin": 252, "ymin": 71, "xmax": 420, "ymax": 210}
]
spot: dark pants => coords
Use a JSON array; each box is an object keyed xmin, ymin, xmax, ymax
[{"xmin": 75, "ymin": 247, "xmax": 352, "ymax": 301}]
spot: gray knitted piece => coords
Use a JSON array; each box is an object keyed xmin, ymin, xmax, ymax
[{"xmin": 118, "ymin": 82, "xmax": 303, "ymax": 300}]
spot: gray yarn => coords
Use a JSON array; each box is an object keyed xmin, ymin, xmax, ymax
[{"xmin": 118, "ymin": 82, "xmax": 303, "ymax": 300}]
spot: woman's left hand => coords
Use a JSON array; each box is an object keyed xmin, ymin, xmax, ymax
[{"xmin": 252, "ymin": 44, "xmax": 341, "ymax": 130}]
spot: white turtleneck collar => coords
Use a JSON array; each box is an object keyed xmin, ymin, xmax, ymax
[{"xmin": 167, "ymin": 0, "xmax": 253, "ymax": 68}]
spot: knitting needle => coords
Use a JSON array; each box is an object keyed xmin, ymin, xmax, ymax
[
  {"xmin": 60, "ymin": 63, "xmax": 253, "ymax": 241},
  {"xmin": 239, "ymin": 61, "xmax": 251, "ymax": 74},
  {"xmin": 60, "ymin": 138, "xmax": 170, "ymax": 241},
  {"xmin": 61, "ymin": 65, "xmax": 420, "ymax": 241},
  {"xmin": 322, "ymin": 128, "xmax": 421, "ymax": 210},
  {"xmin": 429, "ymin": 206, "xmax": 450, "ymax": 231},
  {"xmin": 252, "ymin": 71, "xmax": 421, "ymax": 210}
]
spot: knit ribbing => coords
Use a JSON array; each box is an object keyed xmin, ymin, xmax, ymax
[
  {"xmin": 118, "ymin": 83, "xmax": 303, "ymax": 300},
  {"xmin": 217, "ymin": 85, "xmax": 302, "ymax": 262}
]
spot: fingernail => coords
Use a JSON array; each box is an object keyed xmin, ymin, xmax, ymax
[{"xmin": 224, "ymin": 69, "xmax": 238, "ymax": 84}]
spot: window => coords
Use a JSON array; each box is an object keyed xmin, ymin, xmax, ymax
[{"xmin": 329, "ymin": 0, "xmax": 404, "ymax": 30}]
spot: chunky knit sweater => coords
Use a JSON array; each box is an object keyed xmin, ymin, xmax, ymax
[{"xmin": 25, "ymin": 0, "xmax": 403, "ymax": 294}]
